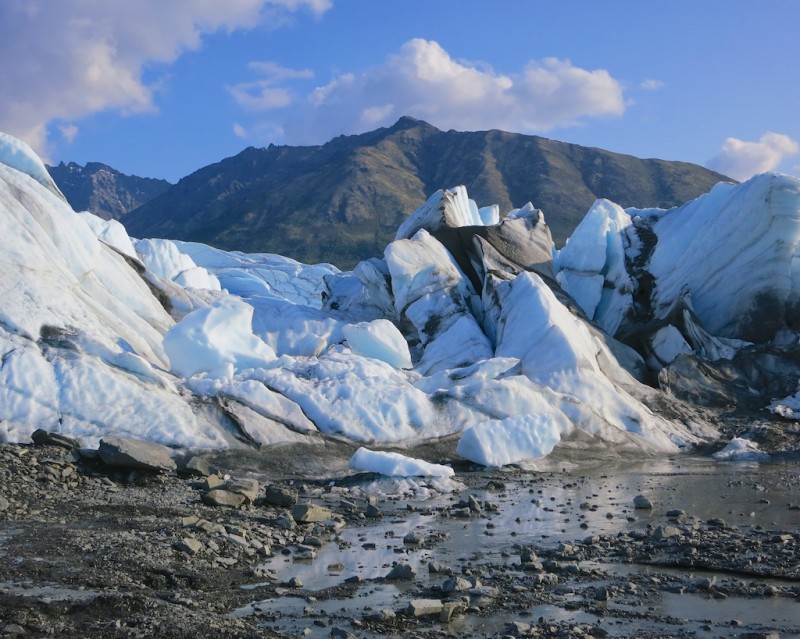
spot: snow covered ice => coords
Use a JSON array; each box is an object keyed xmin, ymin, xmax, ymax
[{"xmin": 4, "ymin": 131, "xmax": 800, "ymax": 465}]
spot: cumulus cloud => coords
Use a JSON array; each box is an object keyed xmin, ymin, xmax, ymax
[
  {"xmin": 0, "ymin": 0, "xmax": 330, "ymax": 156},
  {"xmin": 244, "ymin": 39, "xmax": 625, "ymax": 144},
  {"xmin": 706, "ymin": 132, "xmax": 800, "ymax": 181}
]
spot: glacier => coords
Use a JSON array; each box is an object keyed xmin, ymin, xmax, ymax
[{"xmin": 2, "ymin": 131, "xmax": 800, "ymax": 465}]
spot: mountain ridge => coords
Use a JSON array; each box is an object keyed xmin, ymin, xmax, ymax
[
  {"xmin": 47, "ymin": 161, "xmax": 172, "ymax": 221},
  {"xmin": 91, "ymin": 118, "xmax": 733, "ymax": 267}
]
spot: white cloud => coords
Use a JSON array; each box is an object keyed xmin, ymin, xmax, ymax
[
  {"xmin": 233, "ymin": 123, "xmax": 249, "ymax": 139},
  {"xmin": 706, "ymin": 132, "xmax": 800, "ymax": 181},
  {"xmin": 58, "ymin": 123, "xmax": 79, "ymax": 144},
  {"xmin": 228, "ymin": 62, "xmax": 314, "ymax": 111},
  {"xmin": 254, "ymin": 39, "xmax": 625, "ymax": 144},
  {"xmin": 640, "ymin": 79, "xmax": 664, "ymax": 90},
  {"xmin": 0, "ymin": 0, "xmax": 330, "ymax": 156}
]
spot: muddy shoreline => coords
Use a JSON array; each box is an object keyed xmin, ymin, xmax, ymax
[{"xmin": 1, "ymin": 425, "xmax": 799, "ymax": 639}]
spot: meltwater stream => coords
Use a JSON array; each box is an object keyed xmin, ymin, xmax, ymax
[{"xmin": 234, "ymin": 456, "xmax": 800, "ymax": 638}]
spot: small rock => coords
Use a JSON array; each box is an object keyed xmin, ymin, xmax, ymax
[
  {"xmin": 263, "ymin": 484, "xmax": 298, "ymax": 507},
  {"xmin": 2, "ymin": 624, "xmax": 26, "ymax": 636},
  {"xmin": 225, "ymin": 477, "xmax": 260, "ymax": 503},
  {"xmin": 428, "ymin": 561, "xmax": 451, "ymax": 575},
  {"xmin": 439, "ymin": 601, "xmax": 465, "ymax": 623},
  {"xmin": 173, "ymin": 537, "xmax": 203, "ymax": 555},
  {"xmin": 292, "ymin": 503, "xmax": 333, "ymax": 523},
  {"xmin": 365, "ymin": 504, "xmax": 382, "ymax": 518},
  {"xmin": 386, "ymin": 563, "xmax": 415, "ymax": 581},
  {"xmin": 31, "ymin": 429, "xmax": 80, "ymax": 449},
  {"xmin": 365, "ymin": 609, "xmax": 395, "ymax": 622},
  {"xmin": 633, "ymin": 495, "xmax": 653, "ymax": 509},
  {"xmin": 467, "ymin": 494, "xmax": 482, "ymax": 512},
  {"xmin": 403, "ymin": 530, "xmax": 425, "ymax": 545},
  {"xmin": 0, "ymin": 496, "xmax": 9, "ymax": 512},
  {"xmin": 287, "ymin": 576, "xmax": 303, "ymax": 588},
  {"xmin": 441, "ymin": 576, "xmax": 472, "ymax": 593},
  {"xmin": 183, "ymin": 456, "xmax": 212, "ymax": 477},
  {"xmin": 506, "ymin": 621, "xmax": 532, "ymax": 636},
  {"xmin": 406, "ymin": 599, "xmax": 443, "ymax": 617},
  {"xmin": 654, "ymin": 525, "xmax": 682, "ymax": 540},
  {"xmin": 205, "ymin": 475, "xmax": 225, "ymax": 490},
  {"xmin": 693, "ymin": 576, "xmax": 716, "ymax": 590},
  {"xmin": 594, "ymin": 586, "xmax": 611, "ymax": 601},
  {"xmin": 202, "ymin": 489, "xmax": 246, "ymax": 508}
]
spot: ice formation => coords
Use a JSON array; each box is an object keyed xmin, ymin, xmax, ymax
[
  {"xmin": 711, "ymin": 437, "xmax": 770, "ymax": 462},
  {"xmin": 3, "ymin": 131, "xmax": 800, "ymax": 465},
  {"xmin": 349, "ymin": 447, "xmax": 455, "ymax": 477}
]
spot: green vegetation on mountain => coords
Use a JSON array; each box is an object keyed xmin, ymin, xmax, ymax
[{"xmin": 120, "ymin": 117, "xmax": 730, "ymax": 268}]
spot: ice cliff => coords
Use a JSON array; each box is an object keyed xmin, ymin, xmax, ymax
[{"xmin": 2, "ymin": 132, "xmax": 799, "ymax": 466}]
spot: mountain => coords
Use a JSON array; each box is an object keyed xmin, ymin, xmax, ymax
[
  {"xmin": 124, "ymin": 117, "xmax": 731, "ymax": 268},
  {"xmin": 47, "ymin": 161, "xmax": 172, "ymax": 220}
]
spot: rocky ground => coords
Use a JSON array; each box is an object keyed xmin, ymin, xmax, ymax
[{"xmin": 0, "ymin": 424, "xmax": 799, "ymax": 639}]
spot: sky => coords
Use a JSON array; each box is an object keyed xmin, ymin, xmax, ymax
[{"xmin": 1, "ymin": 0, "xmax": 799, "ymax": 184}]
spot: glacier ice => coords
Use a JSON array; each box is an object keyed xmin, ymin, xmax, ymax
[
  {"xmin": 4, "ymin": 130, "xmax": 800, "ymax": 465},
  {"xmin": 349, "ymin": 447, "xmax": 455, "ymax": 477}
]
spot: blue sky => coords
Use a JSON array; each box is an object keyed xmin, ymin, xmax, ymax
[{"xmin": 2, "ymin": 1, "xmax": 799, "ymax": 184}]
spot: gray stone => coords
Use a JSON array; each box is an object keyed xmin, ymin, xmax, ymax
[
  {"xmin": 0, "ymin": 496, "xmax": 9, "ymax": 512},
  {"xmin": 441, "ymin": 576, "xmax": 472, "ymax": 593},
  {"xmin": 291, "ymin": 503, "xmax": 332, "ymax": 523},
  {"xmin": 506, "ymin": 621, "xmax": 532, "ymax": 636},
  {"xmin": 31, "ymin": 429, "xmax": 80, "ymax": 449},
  {"xmin": 183, "ymin": 456, "xmax": 212, "ymax": 477},
  {"xmin": 654, "ymin": 525, "xmax": 682, "ymax": 539},
  {"xmin": 225, "ymin": 477, "xmax": 260, "ymax": 503},
  {"xmin": 439, "ymin": 601, "xmax": 464, "ymax": 623},
  {"xmin": 633, "ymin": 494, "xmax": 653, "ymax": 509},
  {"xmin": 173, "ymin": 537, "xmax": 203, "ymax": 555},
  {"xmin": 365, "ymin": 609, "xmax": 395, "ymax": 622},
  {"xmin": 205, "ymin": 475, "xmax": 225, "ymax": 490},
  {"xmin": 365, "ymin": 504, "xmax": 382, "ymax": 518},
  {"xmin": 386, "ymin": 563, "xmax": 415, "ymax": 581},
  {"xmin": 98, "ymin": 436, "xmax": 176, "ymax": 472},
  {"xmin": 2, "ymin": 624, "xmax": 26, "ymax": 636},
  {"xmin": 594, "ymin": 585, "xmax": 611, "ymax": 601},
  {"xmin": 263, "ymin": 484, "xmax": 298, "ymax": 507},
  {"xmin": 403, "ymin": 530, "xmax": 425, "ymax": 544},
  {"xmin": 428, "ymin": 561, "xmax": 452, "ymax": 575},
  {"xmin": 406, "ymin": 599, "xmax": 443, "ymax": 617},
  {"xmin": 202, "ymin": 489, "xmax": 246, "ymax": 508}
]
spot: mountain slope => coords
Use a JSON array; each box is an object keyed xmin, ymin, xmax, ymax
[
  {"xmin": 48, "ymin": 161, "xmax": 172, "ymax": 220},
  {"xmin": 125, "ymin": 117, "xmax": 731, "ymax": 268}
]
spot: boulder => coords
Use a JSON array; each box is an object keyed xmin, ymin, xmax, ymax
[
  {"xmin": 31, "ymin": 429, "xmax": 80, "ymax": 450},
  {"xmin": 263, "ymin": 484, "xmax": 298, "ymax": 507},
  {"xmin": 406, "ymin": 599, "xmax": 443, "ymax": 617},
  {"xmin": 224, "ymin": 477, "xmax": 260, "ymax": 503},
  {"xmin": 98, "ymin": 437, "xmax": 176, "ymax": 471},
  {"xmin": 291, "ymin": 503, "xmax": 332, "ymax": 523},
  {"xmin": 386, "ymin": 563, "xmax": 415, "ymax": 581},
  {"xmin": 182, "ymin": 456, "xmax": 212, "ymax": 477},
  {"xmin": 202, "ymin": 489, "xmax": 246, "ymax": 508}
]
